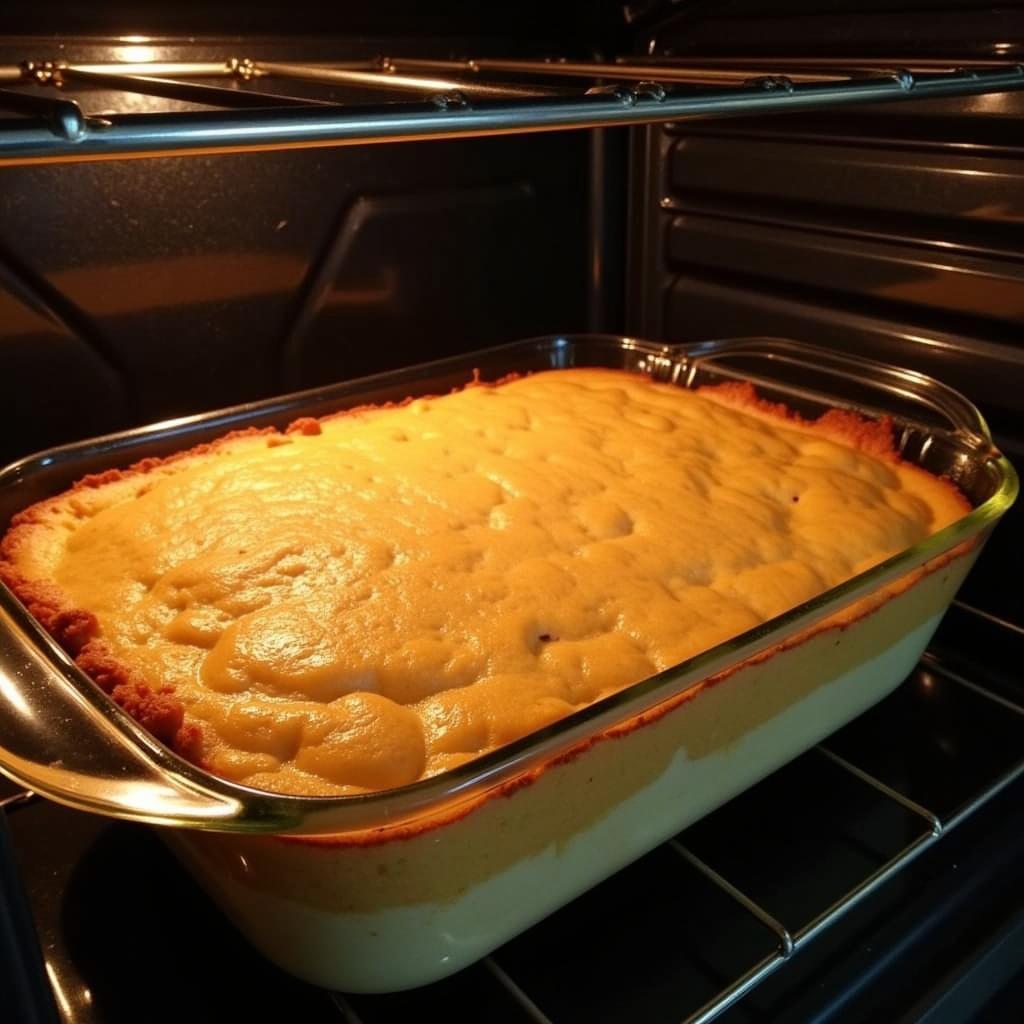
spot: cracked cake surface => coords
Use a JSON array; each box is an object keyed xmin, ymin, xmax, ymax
[{"xmin": 0, "ymin": 369, "xmax": 968, "ymax": 796}]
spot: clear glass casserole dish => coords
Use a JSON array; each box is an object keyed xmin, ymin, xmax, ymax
[{"xmin": 0, "ymin": 335, "xmax": 1015, "ymax": 990}]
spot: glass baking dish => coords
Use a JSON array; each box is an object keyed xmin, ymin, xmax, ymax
[{"xmin": 0, "ymin": 335, "xmax": 1015, "ymax": 991}]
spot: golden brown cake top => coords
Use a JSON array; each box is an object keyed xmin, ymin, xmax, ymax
[{"xmin": 1, "ymin": 369, "xmax": 968, "ymax": 796}]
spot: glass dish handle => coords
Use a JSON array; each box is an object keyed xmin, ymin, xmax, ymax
[
  {"xmin": 0, "ymin": 585, "xmax": 279, "ymax": 831},
  {"xmin": 681, "ymin": 337, "xmax": 995, "ymax": 445}
]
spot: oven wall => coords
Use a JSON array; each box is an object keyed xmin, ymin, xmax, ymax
[
  {"xmin": 628, "ymin": 1, "xmax": 1024, "ymax": 624},
  {"xmin": 630, "ymin": 6, "xmax": 1024, "ymax": 439},
  {"xmin": 0, "ymin": 18, "xmax": 625, "ymax": 465},
  {"xmin": 1, "ymin": 133, "xmax": 591, "ymax": 462}
]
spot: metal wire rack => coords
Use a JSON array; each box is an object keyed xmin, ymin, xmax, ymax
[{"xmin": 0, "ymin": 54, "xmax": 1023, "ymax": 163}]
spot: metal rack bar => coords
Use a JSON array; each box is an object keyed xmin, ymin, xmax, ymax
[
  {"xmin": 52, "ymin": 61, "xmax": 241, "ymax": 78},
  {"xmin": 327, "ymin": 992, "xmax": 367, "ymax": 1024},
  {"xmin": 0, "ymin": 88, "xmax": 84, "ymax": 139},
  {"xmin": 667, "ymin": 839, "xmax": 798, "ymax": 1024},
  {"xmin": 676, "ymin": 803, "xmax": 940, "ymax": 1024},
  {"xmin": 790, "ymin": 831, "xmax": 939, "ymax": 950},
  {"xmin": 920, "ymin": 654, "xmax": 1024, "ymax": 717},
  {"xmin": 815, "ymin": 746, "xmax": 943, "ymax": 835},
  {"xmin": 484, "ymin": 957, "xmax": 557, "ymax": 1024},
  {"xmin": 255, "ymin": 61, "xmax": 554, "ymax": 99},
  {"xmin": 0, "ymin": 791, "xmax": 35, "ymax": 811},
  {"xmin": 62, "ymin": 68, "xmax": 328, "ymax": 109},
  {"xmin": 669, "ymin": 840, "xmax": 794, "ymax": 956},
  {"xmin": 0, "ymin": 61, "xmax": 1021, "ymax": 164},
  {"xmin": 0, "ymin": 59, "xmax": 378, "ymax": 86},
  {"xmin": 943, "ymin": 755, "xmax": 1024, "ymax": 832},
  {"xmin": 387, "ymin": 57, "xmax": 852, "ymax": 84},
  {"xmin": 627, "ymin": 56, "xmax": 1022, "ymax": 71},
  {"xmin": 952, "ymin": 599, "xmax": 1024, "ymax": 638},
  {"xmin": 679, "ymin": 836, "xmax": 942, "ymax": 1023},
  {"xmin": 685, "ymin": 950, "xmax": 786, "ymax": 1024},
  {"xmin": 674, "ymin": 693, "xmax": 1024, "ymax": 1024}
]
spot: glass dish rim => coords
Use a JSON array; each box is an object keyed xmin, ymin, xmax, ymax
[{"xmin": 0, "ymin": 333, "xmax": 1016, "ymax": 834}]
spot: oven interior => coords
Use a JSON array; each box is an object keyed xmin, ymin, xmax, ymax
[{"xmin": 1, "ymin": 2, "xmax": 1023, "ymax": 1022}]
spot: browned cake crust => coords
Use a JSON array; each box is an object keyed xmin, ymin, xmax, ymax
[
  {"xmin": 0, "ymin": 372, "xmax": 969, "ymax": 785},
  {"xmin": 0, "ymin": 383, "xmax": 506, "ymax": 765},
  {"xmin": 0, "ymin": 424, "xmax": 285, "ymax": 762}
]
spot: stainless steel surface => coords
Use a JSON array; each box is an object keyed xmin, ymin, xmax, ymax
[
  {"xmin": 0, "ymin": 335, "xmax": 1013, "ymax": 837},
  {"xmin": 0, "ymin": 60, "xmax": 1022, "ymax": 163}
]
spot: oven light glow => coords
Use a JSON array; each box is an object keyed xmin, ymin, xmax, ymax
[{"xmin": 116, "ymin": 44, "xmax": 158, "ymax": 64}]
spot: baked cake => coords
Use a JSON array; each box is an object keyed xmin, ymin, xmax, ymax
[{"xmin": 0, "ymin": 369, "xmax": 968, "ymax": 796}]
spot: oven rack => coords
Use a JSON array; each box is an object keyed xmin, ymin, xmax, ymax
[
  {"xmin": 0, "ymin": 55, "xmax": 1023, "ymax": 163},
  {"xmin": 3, "ymin": 599, "xmax": 1021, "ymax": 1024}
]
